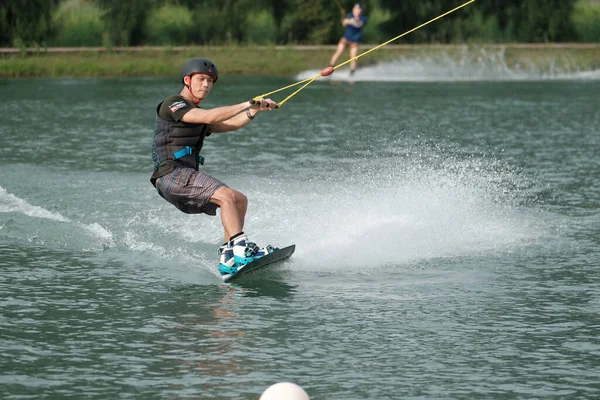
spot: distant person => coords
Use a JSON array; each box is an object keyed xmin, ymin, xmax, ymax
[
  {"xmin": 150, "ymin": 58, "xmax": 277, "ymax": 280},
  {"xmin": 329, "ymin": 2, "xmax": 368, "ymax": 75}
]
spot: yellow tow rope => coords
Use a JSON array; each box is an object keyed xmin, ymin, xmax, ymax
[{"xmin": 255, "ymin": 0, "xmax": 477, "ymax": 108}]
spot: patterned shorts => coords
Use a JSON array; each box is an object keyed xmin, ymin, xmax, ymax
[{"xmin": 155, "ymin": 167, "xmax": 225, "ymax": 215}]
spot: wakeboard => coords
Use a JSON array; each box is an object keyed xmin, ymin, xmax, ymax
[{"xmin": 223, "ymin": 244, "xmax": 296, "ymax": 283}]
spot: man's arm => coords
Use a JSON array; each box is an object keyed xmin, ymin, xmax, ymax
[
  {"xmin": 347, "ymin": 17, "xmax": 364, "ymax": 28},
  {"xmin": 209, "ymin": 99, "xmax": 277, "ymax": 133},
  {"xmin": 181, "ymin": 101, "xmax": 251, "ymax": 124},
  {"xmin": 209, "ymin": 109, "xmax": 258, "ymax": 133}
]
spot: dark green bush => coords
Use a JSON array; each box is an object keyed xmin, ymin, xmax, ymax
[
  {"xmin": 572, "ymin": 0, "xmax": 600, "ymax": 41},
  {"xmin": 447, "ymin": 12, "xmax": 507, "ymax": 43},
  {"xmin": 245, "ymin": 9, "xmax": 278, "ymax": 45},
  {"xmin": 144, "ymin": 4, "xmax": 194, "ymax": 46},
  {"xmin": 361, "ymin": 6, "xmax": 393, "ymax": 44},
  {"xmin": 50, "ymin": 0, "xmax": 106, "ymax": 46}
]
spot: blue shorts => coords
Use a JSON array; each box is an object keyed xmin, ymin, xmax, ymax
[{"xmin": 343, "ymin": 33, "xmax": 361, "ymax": 43}]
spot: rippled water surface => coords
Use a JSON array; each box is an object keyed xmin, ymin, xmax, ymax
[{"xmin": 1, "ymin": 64, "xmax": 599, "ymax": 399}]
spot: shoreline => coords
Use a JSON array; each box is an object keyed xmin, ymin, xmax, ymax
[{"xmin": 1, "ymin": 44, "xmax": 599, "ymax": 77}]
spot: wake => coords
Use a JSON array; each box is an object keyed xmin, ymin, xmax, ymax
[
  {"xmin": 0, "ymin": 185, "xmax": 113, "ymax": 251},
  {"xmin": 296, "ymin": 48, "xmax": 600, "ymax": 82}
]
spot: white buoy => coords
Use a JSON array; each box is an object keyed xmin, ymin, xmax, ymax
[{"xmin": 259, "ymin": 382, "xmax": 310, "ymax": 400}]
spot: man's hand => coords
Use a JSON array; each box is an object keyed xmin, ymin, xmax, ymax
[{"xmin": 250, "ymin": 98, "xmax": 277, "ymax": 111}]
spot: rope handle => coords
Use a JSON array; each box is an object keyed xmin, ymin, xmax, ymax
[{"xmin": 250, "ymin": 98, "xmax": 279, "ymax": 109}]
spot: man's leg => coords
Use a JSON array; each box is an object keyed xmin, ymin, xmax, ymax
[
  {"xmin": 210, "ymin": 186, "xmax": 247, "ymax": 241},
  {"xmin": 349, "ymin": 43, "xmax": 359, "ymax": 73},
  {"xmin": 329, "ymin": 38, "xmax": 348, "ymax": 67}
]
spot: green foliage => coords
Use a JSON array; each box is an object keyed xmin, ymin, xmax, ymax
[
  {"xmin": 278, "ymin": 12, "xmax": 295, "ymax": 44},
  {"xmin": 245, "ymin": 9, "xmax": 278, "ymax": 45},
  {"xmin": 287, "ymin": 0, "xmax": 337, "ymax": 44},
  {"xmin": 97, "ymin": 0, "xmax": 152, "ymax": 46},
  {"xmin": 144, "ymin": 4, "xmax": 194, "ymax": 46},
  {"xmin": 360, "ymin": 0, "xmax": 393, "ymax": 44},
  {"xmin": 191, "ymin": 6, "xmax": 228, "ymax": 45},
  {"xmin": 227, "ymin": 0, "xmax": 262, "ymax": 43},
  {"xmin": 0, "ymin": 0, "xmax": 595, "ymax": 47},
  {"xmin": 513, "ymin": 0, "xmax": 577, "ymax": 42},
  {"xmin": 446, "ymin": 11, "xmax": 506, "ymax": 43},
  {"xmin": 377, "ymin": 0, "xmax": 577, "ymax": 43},
  {"xmin": 0, "ymin": 0, "xmax": 58, "ymax": 47},
  {"xmin": 572, "ymin": 0, "xmax": 600, "ymax": 41},
  {"xmin": 50, "ymin": 0, "xmax": 106, "ymax": 46}
]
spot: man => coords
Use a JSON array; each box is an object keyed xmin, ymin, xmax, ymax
[
  {"xmin": 329, "ymin": 3, "xmax": 368, "ymax": 75},
  {"xmin": 151, "ymin": 57, "xmax": 277, "ymax": 280}
]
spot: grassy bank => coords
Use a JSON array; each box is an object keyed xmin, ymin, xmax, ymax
[{"xmin": 1, "ymin": 44, "xmax": 599, "ymax": 78}]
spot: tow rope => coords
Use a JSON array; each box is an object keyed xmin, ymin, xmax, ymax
[{"xmin": 253, "ymin": 0, "xmax": 477, "ymax": 108}]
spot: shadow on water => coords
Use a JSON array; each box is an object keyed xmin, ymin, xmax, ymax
[{"xmin": 230, "ymin": 275, "xmax": 299, "ymax": 299}]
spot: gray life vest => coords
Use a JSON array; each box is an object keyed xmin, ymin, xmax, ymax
[{"xmin": 150, "ymin": 102, "xmax": 209, "ymax": 186}]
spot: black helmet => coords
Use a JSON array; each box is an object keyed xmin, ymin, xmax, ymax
[{"xmin": 181, "ymin": 58, "xmax": 218, "ymax": 83}]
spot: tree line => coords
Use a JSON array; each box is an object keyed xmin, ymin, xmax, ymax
[{"xmin": 1, "ymin": 0, "xmax": 599, "ymax": 48}]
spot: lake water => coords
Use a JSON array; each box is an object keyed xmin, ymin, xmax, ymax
[{"xmin": 1, "ymin": 61, "xmax": 599, "ymax": 399}]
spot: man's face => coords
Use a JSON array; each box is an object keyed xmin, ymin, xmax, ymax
[
  {"xmin": 352, "ymin": 5, "xmax": 362, "ymax": 17},
  {"xmin": 186, "ymin": 73, "xmax": 214, "ymax": 99}
]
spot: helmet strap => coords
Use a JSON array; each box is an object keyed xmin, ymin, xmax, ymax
[{"xmin": 184, "ymin": 75, "xmax": 201, "ymax": 104}]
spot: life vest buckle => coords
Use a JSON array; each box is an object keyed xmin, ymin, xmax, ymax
[
  {"xmin": 173, "ymin": 146, "xmax": 193, "ymax": 159},
  {"xmin": 174, "ymin": 146, "xmax": 204, "ymax": 166}
]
